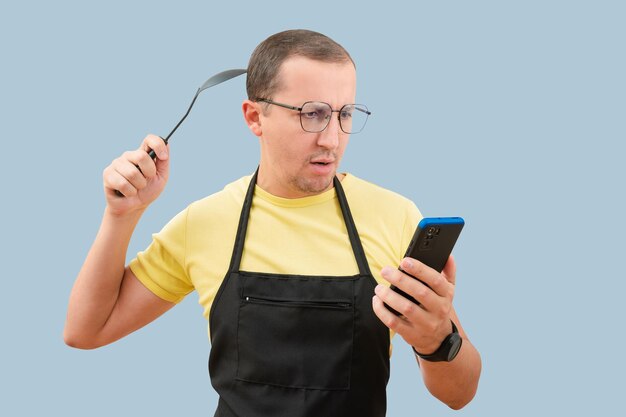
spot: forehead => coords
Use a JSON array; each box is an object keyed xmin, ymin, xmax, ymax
[{"xmin": 273, "ymin": 56, "xmax": 357, "ymax": 104}]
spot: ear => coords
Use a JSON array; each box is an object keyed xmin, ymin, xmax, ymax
[{"xmin": 242, "ymin": 100, "xmax": 263, "ymax": 137}]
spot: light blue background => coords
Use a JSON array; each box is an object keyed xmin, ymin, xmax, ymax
[{"xmin": 1, "ymin": 1, "xmax": 624, "ymax": 415}]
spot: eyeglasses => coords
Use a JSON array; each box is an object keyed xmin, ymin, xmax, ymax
[{"xmin": 256, "ymin": 99, "xmax": 371, "ymax": 134}]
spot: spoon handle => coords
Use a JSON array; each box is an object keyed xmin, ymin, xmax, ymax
[{"xmin": 112, "ymin": 69, "xmax": 246, "ymax": 198}]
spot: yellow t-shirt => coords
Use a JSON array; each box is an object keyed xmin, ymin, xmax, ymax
[{"xmin": 130, "ymin": 173, "xmax": 422, "ymax": 347}]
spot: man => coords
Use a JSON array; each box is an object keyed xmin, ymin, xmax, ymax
[{"xmin": 64, "ymin": 30, "xmax": 481, "ymax": 415}]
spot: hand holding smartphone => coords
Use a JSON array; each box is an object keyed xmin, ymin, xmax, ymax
[{"xmin": 384, "ymin": 217, "xmax": 464, "ymax": 316}]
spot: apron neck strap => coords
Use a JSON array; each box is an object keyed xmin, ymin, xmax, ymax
[
  {"xmin": 228, "ymin": 168, "xmax": 372, "ymax": 276},
  {"xmin": 333, "ymin": 175, "xmax": 372, "ymax": 276},
  {"xmin": 227, "ymin": 168, "xmax": 259, "ymax": 273}
]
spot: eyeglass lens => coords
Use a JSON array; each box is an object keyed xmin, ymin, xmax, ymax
[{"xmin": 300, "ymin": 102, "xmax": 369, "ymax": 134}]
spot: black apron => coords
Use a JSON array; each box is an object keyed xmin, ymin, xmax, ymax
[{"xmin": 209, "ymin": 170, "xmax": 390, "ymax": 417}]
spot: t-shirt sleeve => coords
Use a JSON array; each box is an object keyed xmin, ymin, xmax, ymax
[{"xmin": 129, "ymin": 207, "xmax": 194, "ymax": 303}]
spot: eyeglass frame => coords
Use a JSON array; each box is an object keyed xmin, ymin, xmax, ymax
[{"xmin": 255, "ymin": 98, "xmax": 371, "ymax": 134}]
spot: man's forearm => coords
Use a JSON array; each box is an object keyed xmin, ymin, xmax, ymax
[
  {"xmin": 64, "ymin": 207, "xmax": 144, "ymax": 348},
  {"xmin": 417, "ymin": 337, "xmax": 482, "ymax": 409}
]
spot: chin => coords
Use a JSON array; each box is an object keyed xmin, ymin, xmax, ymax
[{"xmin": 293, "ymin": 175, "xmax": 334, "ymax": 195}]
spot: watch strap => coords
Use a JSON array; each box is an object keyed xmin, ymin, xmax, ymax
[{"xmin": 413, "ymin": 320, "xmax": 462, "ymax": 362}]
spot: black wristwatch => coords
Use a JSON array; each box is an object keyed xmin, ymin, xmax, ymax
[{"xmin": 413, "ymin": 320, "xmax": 462, "ymax": 362}]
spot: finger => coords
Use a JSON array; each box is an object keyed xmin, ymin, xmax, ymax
[
  {"xmin": 113, "ymin": 156, "xmax": 148, "ymax": 191},
  {"xmin": 442, "ymin": 255, "xmax": 457, "ymax": 285},
  {"xmin": 372, "ymin": 294, "xmax": 413, "ymax": 335},
  {"xmin": 103, "ymin": 164, "xmax": 137, "ymax": 198},
  {"xmin": 141, "ymin": 134, "xmax": 169, "ymax": 160},
  {"xmin": 374, "ymin": 283, "xmax": 428, "ymax": 322},
  {"xmin": 400, "ymin": 258, "xmax": 450, "ymax": 298},
  {"xmin": 380, "ymin": 267, "xmax": 443, "ymax": 313},
  {"xmin": 125, "ymin": 149, "xmax": 157, "ymax": 179}
]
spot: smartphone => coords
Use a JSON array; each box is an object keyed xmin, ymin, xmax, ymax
[{"xmin": 384, "ymin": 217, "xmax": 465, "ymax": 316}]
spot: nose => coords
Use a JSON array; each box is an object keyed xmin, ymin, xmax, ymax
[{"xmin": 316, "ymin": 112, "xmax": 343, "ymax": 150}]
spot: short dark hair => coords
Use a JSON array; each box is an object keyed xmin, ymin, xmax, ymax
[{"xmin": 246, "ymin": 29, "xmax": 354, "ymax": 101}]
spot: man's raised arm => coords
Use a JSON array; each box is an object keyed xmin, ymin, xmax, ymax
[{"xmin": 64, "ymin": 134, "xmax": 174, "ymax": 349}]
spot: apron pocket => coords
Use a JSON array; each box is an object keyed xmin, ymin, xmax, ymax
[{"xmin": 236, "ymin": 295, "xmax": 354, "ymax": 390}]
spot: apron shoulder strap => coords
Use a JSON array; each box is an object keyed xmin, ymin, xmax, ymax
[
  {"xmin": 228, "ymin": 168, "xmax": 258, "ymax": 273},
  {"xmin": 333, "ymin": 176, "xmax": 372, "ymax": 277}
]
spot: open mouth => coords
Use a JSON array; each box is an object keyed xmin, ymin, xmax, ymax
[{"xmin": 312, "ymin": 162, "xmax": 330, "ymax": 165}]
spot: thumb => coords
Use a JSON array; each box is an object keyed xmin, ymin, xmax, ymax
[
  {"xmin": 442, "ymin": 255, "xmax": 456, "ymax": 285},
  {"xmin": 155, "ymin": 144, "xmax": 170, "ymax": 178}
]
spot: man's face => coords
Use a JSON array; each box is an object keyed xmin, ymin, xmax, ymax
[{"xmin": 254, "ymin": 56, "xmax": 357, "ymax": 198}]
